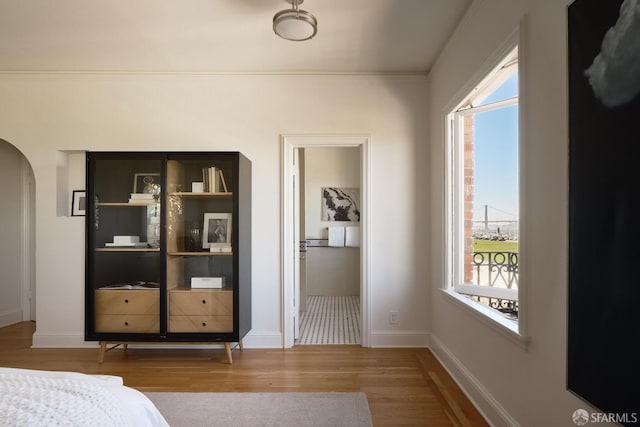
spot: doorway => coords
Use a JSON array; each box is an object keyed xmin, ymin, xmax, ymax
[
  {"xmin": 297, "ymin": 147, "xmax": 360, "ymax": 345},
  {"xmin": 281, "ymin": 135, "xmax": 370, "ymax": 348},
  {"xmin": 0, "ymin": 139, "xmax": 36, "ymax": 327}
]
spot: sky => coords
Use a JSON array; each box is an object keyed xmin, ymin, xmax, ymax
[{"xmin": 472, "ymin": 74, "xmax": 519, "ymax": 224}]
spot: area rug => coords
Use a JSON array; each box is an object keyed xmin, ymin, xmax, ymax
[{"xmin": 144, "ymin": 392, "xmax": 373, "ymax": 427}]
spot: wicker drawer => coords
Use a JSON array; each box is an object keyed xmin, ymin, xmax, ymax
[
  {"xmin": 95, "ymin": 289, "xmax": 159, "ymax": 315},
  {"xmin": 169, "ymin": 289, "xmax": 233, "ymax": 316},
  {"xmin": 169, "ymin": 315, "xmax": 233, "ymax": 333},
  {"xmin": 95, "ymin": 314, "xmax": 159, "ymax": 333}
]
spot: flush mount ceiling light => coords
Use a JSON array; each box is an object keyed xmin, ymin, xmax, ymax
[{"xmin": 273, "ymin": 0, "xmax": 317, "ymax": 41}]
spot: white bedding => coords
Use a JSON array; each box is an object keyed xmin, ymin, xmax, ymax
[{"xmin": 0, "ymin": 367, "xmax": 168, "ymax": 427}]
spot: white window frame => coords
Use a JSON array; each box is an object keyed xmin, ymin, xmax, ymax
[
  {"xmin": 442, "ymin": 27, "xmax": 530, "ymax": 346},
  {"xmin": 452, "ymin": 97, "xmax": 519, "ymax": 303}
]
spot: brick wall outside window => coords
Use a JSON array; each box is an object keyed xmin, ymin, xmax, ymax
[{"xmin": 463, "ymin": 115, "xmax": 474, "ymax": 283}]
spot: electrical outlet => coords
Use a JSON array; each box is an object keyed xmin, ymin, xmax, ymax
[{"xmin": 389, "ymin": 311, "xmax": 399, "ymax": 324}]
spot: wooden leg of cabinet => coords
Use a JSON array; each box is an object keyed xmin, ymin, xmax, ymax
[
  {"xmin": 97, "ymin": 342, "xmax": 126, "ymax": 363},
  {"xmin": 98, "ymin": 341, "xmax": 241, "ymax": 364},
  {"xmin": 224, "ymin": 342, "xmax": 232, "ymax": 364},
  {"xmin": 223, "ymin": 340, "xmax": 243, "ymax": 364},
  {"xmin": 98, "ymin": 342, "xmax": 107, "ymax": 364}
]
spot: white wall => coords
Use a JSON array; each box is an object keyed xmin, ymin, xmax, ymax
[
  {"xmin": 304, "ymin": 147, "xmax": 360, "ymax": 238},
  {"xmin": 0, "ymin": 73, "xmax": 429, "ymax": 348},
  {"xmin": 0, "ymin": 141, "xmax": 24, "ymax": 326},
  {"xmin": 305, "ymin": 248, "xmax": 359, "ymax": 296},
  {"xmin": 428, "ymin": 0, "xmax": 609, "ymax": 425}
]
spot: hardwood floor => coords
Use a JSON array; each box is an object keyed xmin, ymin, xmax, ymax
[{"xmin": 0, "ymin": 322, "xmax": 488, "ymax": 426}]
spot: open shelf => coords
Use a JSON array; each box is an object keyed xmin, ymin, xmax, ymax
[
  {"xmin": 169, "ymin": 192, "xmax": 232, "ymax": 197},
  {"xmin": 95, "ymin": 248, "xmax": 160, "ymax": 252},
  {"xmin": 97, "ymin": 202, "xmax": 159, "ymax": 207},
  {"xmin": 168, "ymin": 251, "xmax": 232, "ymax": 256}
]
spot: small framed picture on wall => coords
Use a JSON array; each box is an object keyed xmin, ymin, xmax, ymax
[{"xmin": 71, "ymin": 190, "xmax": 86, "ymax": 216}]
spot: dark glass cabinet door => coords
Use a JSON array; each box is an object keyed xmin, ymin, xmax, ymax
[
  {"xmin": 165, "ymin": 155, "xmax": 235, "ymax": 334},
  {"xmin": 85, "ymin": 154, "xmax": 163, "ymax": 338}
]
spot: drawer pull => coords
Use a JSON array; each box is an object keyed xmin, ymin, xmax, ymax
[
  {"xmin": 124, "ymin": 322, "xmax": 129, "ymax": 326},
  {"xmin": 202, "ymin": 322, "xmax": 207, "ymax": 327},
  {"xmin": 124, "ymin": 299, "xmax": 129, "ymax": 303},
  {"xmin": 202, "ymin": 299, "xmax": 207, "ymax": 304}
]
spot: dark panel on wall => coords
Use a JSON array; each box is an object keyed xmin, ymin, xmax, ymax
[{"xmin": 568, "ymin": 0, "xmax": 640, "ymax": 419}]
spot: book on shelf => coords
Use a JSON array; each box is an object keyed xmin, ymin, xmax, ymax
[
  {"xmin": 105, "ymin": 242, "xmax": 150, "ymax": 248},
  {"xmin": 217, "ymin": 169, "xmax": 228, "ymax": 192},
  {"xmin": 99, "ymin": 281, "xmax": 160, "ymax": 290},
  {"xmin": 128, "ymin": 193, "xmax": 156, "ymax": 204},
  {"xmin": 129, "ymin": 193, "xmax": 155, "ymax": 199},
  {"xmin": 201, "ymin": 166, "xmax": 228, "ymax": 192},
  {"xmin": 127, "ymin": 200, "xmax": 156, "ymax": 204},
  {"xmin": 202, "ymin": 166, "xmax": 215, "ymax": 192},
  {"xmin": 209, "ymin": 167, "xmax": 216, "ymax": 191}
]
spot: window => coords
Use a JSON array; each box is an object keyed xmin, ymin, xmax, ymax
[{"xmin": 448, "ymin": 46, "xmax": 520, "ymax": 323}]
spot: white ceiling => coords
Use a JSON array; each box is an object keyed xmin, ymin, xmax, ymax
[{"xmin": 0, "ymin": 0, "xmax": 470, "ymax": 74}]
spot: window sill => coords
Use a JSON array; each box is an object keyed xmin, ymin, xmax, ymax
[{"xmin": 440, "ymin": 288, "xmax": 530, "ymax": 350}]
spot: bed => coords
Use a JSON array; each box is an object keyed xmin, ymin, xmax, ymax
[{"xmin": 0, "ymin": 367, "xmax": 168, "ymax": 426}]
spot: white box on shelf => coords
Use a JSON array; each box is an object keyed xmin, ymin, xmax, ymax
[
  {"xmin": 113, "ymin": 235, "xmax": 140, "ymax": 245},
  {"xmin": 129, "ymin": 193, "xmax": 154, "ymax": 200},
  {"xmin": 209, "ymin": 244, "xmax": 232, "ymax": 253},
  {"xmin": 191, "ymin": 277, "xmax": 225, "ymax": 289},
  {"xmin": 192, "ymin": 182, "xmax": 204, "ymax": 192}
]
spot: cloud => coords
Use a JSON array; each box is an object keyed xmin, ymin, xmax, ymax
[{"xmin": 585, "ymin": 0, "xmax": 640, "ymax": 108}]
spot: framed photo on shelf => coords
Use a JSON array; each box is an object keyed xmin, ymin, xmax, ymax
[
  {"xmin": 71, "ymin": 190, "xmax": 86, "ymax": 216},
  {"xmin": 202, "ymin": 213, "xmax": 232, "ymax": 249},
  {"xmin": 133, "ymin": 173, "xmax": 161, "ymax": 195}
]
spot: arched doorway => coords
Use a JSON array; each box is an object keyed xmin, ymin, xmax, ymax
[{"xmin": 0, "ymin": 139, "xmax": 36, "ymax": 326}]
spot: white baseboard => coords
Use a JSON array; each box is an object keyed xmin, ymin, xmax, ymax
[
  {"xmin": 0, "ymin": 309, "xmax": 22, "ymax": 329},
  {"xmin": 429, "ymin": 334, "xmax": 521, "ymax": 427},
  {"xmin": 369, "ymin": 330, "xmax": 430, "ymax": 348},
  {"xmin": 31, "ymin": 331, "xmax": 94, "ymax": 348},
  {"xmin": 241, "ymin": 331, "xmax": 283, "ymax": 348},
  {"xmin": 32, "ymin": 330, "xmax": 428, "ymax": 349}
]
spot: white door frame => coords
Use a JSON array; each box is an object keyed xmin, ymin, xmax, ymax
[
  {"xmin": 281, "ymin": 134, "xmax": 371, "ymax": 348},
  {"xmin": 292, "ymin": 147, "xmax": 301, "ymax": 340},
  {"xmin": 20, "ymin": 157, "xmax": 35, "ymax": 321}
]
